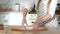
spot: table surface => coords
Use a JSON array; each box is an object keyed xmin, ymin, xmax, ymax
[{"xmin": 0, "ymin": 25, "xmax": 59, "ymax": 34}]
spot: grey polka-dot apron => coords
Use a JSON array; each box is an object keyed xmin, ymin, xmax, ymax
[
  {"xmin": 37, "ymin": 0, "xmax": 48, "ymax": 27},
  {"xmin": 36, "ymin": 0, "xmax": 56, "ymax": 27}
]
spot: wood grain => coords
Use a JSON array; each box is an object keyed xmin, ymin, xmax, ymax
[{"xmin": 11, "ymin": 27, "xmax": 47, "ymax": 32}]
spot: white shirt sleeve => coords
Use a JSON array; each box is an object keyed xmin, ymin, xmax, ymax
[{"xmin": 48, "ymin": 0, "xmax": 57, "ymax": 18}]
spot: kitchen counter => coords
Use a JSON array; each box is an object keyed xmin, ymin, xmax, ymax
[
  {"xmin": 0, "ymin": 9, "xmax": 20, "ymax": 15},
  {"xmin": 55, "ymin": 10, "xmax": 60, "ymax": 24},
  {"xmin": 0, "ymin": 9, "xmax": 12, "ymax": 13},
  {"xmin": 55, "ymin": 10, "xmax": 60, "ymax": 15},
  {"xmin": 0, "ymin": 30, "xmax": 4, "ymax": 34},
  {"xmin": 2, "ymin": 25, "xmax": 60, "ymax": 34}
]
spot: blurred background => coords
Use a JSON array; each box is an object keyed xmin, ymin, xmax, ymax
[
  {"xmin": 0, "ymin": 0, "xmax": 60, "ymax": 34},
  {"xmin": 0, "ymin": 0, "xmax": 60, "ymax": 26}
]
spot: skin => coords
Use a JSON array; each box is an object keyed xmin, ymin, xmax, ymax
[
  {"xmin": 22, "ymin": 0, "xmax": 52, "ymax": 29},
  {"xmin": 22, "ymin": 8, "xmax": 28, "ymax": 27},
  {"xmin": 33, "ymin": 13, "xmax": 51, "ymax": 29},
  {"xmin": 22, "ymin": 7, "xmax": 52, "ymax": 29}
]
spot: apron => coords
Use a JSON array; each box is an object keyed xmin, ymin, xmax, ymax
[{"xmin": 36, "ymin": 0, "xmax": 58, "ymax": 27}]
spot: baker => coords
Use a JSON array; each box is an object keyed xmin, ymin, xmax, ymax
[{"xmin": 22, "ymin": 0, "xmax": 58, "ymax": 30}]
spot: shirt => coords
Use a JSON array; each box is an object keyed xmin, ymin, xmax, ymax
[
  {"xmin": 20, "ymin": 0, "xmax": 58, "ymax": 27},
  {"xmin": 35, "ymin": 0, "xmax": 58, "ymax": 18},
  {"xmin": 20, "ymin": 0, "xmax": 57, "ymax": 18}
]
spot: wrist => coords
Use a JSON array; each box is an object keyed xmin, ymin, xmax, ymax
[
  {"xmin": 35, "ymin": 19, "xmax": 42, "ymax": 24},
  {"xmin": 23, "ymin": 17, "xmax": 26, "ymax": 19}
]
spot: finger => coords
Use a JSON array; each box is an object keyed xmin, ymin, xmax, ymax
[
  {"xmin": 33, "ymin": 25, "xmax": 36, "ymax": 30},
  {"xmin": 33, "ymin": 24, "xmax": 39, "ymax": 30},
  {"xmin": 33, "ymin": 26, "xmax": 37, "ymax": 30},
  {"xmin": 22, "ymin": 22, "xmax": 25, "ymax": 27}
]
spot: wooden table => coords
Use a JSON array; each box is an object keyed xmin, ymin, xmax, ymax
[
  {"xmin": 0, "ymin": 30, "xmax": 4, "ymax": 34},
  {"xmin": 5, "ymin": 25, "xmax": 60, "ymax": 34},
  {"xmin": 6, "ymin": 25, "xmax": 47, "ymax": 34}
]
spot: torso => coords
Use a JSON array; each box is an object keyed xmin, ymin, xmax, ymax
[
  {"xmin": 35, "ymin": 0, "xmax": 49, "ymax": 19},
  {"xmin": 35, "ymin": 0, "xmax": 58, "ymax": 27}
]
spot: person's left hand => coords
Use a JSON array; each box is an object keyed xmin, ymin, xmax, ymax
[{"xmin": 33, "ymin": 21, "xmax": 39, "ymax": 30}]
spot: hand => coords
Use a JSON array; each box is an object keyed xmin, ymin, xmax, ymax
[
  {"xmin": 33, "ymin": 21, "xmax": 39, "ymax": 30},
  {"xmin": 22, "ymin": 18, "xmax": 27, "ymax": 27}
]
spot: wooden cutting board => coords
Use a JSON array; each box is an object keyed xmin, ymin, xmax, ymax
[{"xmin": 11, "ymin": 27, "xmax": 47, "ymax": 32}]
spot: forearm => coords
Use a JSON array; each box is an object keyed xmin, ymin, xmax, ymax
[
  {"xmin": 36, "ymin": 13, "xmax": 52, "ymax": 24},
  {"xmin": 38, "ymin": 0, "xmax": 57, "ymax": 23},
  {"xmin": 23, "ymin": 8, "xmax": 28, "ymax": 19}
]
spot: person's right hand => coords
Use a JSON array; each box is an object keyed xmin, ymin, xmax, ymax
[{"xmin": 22, "ymin": 18, "xmax": 27, "ymax": 27}]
